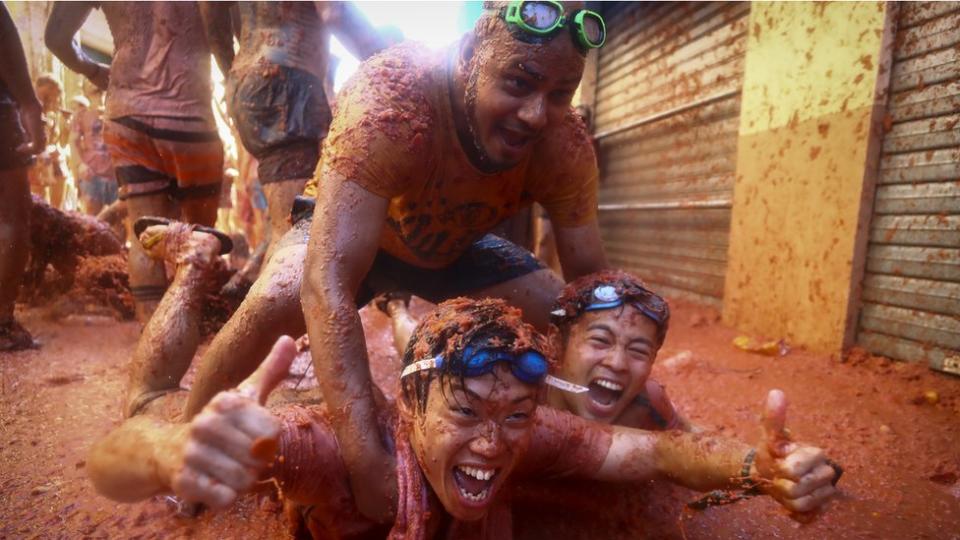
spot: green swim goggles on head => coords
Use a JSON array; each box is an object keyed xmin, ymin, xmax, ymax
[{"xmin": 501, "ymin": 0, "xmax": 607, "ymax": 50}]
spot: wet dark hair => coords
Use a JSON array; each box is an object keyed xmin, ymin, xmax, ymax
[
  {"xmin": 400, "ymin": 297, "xmax": 553, "ymax": 415},
  {"xmin": 551, "ymin": 270, "xmax": 671, "ymax": 346}
]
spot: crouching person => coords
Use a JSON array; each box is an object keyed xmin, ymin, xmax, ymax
[{"xmin": 87, "ymin": 298, "xmax": 838, "ymax": 538}]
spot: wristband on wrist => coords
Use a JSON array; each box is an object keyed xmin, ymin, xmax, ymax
[
  {"xmin": 740, "ymin": 447, "xmax": 758, "ymax": 490},
  {"xmin": 686, "ymin": 448, "xmax": 761, "ymax": 510}
]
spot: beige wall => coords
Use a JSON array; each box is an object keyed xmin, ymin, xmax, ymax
[{"xmin": 723, "ymin": 1, "xmax": 894, "ymax": 353}]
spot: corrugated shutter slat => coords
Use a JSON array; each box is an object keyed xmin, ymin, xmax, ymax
[
  {"xmin": 593, "ymin": 2, "xmax": 748, "ymax": 306},
  {"xmin": 857, "ymin": 2, "xmax": 960, "ymax": 372}
]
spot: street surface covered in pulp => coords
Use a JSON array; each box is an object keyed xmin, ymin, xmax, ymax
[{"xmin": 1, "ymin": 299, "xmax": 958, "ymax": 539}]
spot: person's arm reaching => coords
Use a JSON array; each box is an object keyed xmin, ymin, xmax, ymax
[
  {"xmin": 301, "ymin": 173, "xmax": 397, "ymax": 522},
  {"xmin": 0, "ymin": 4, "xmax": 44, "ymax": 155},
  {"xmin": 319, "ymin": 1, "xmax": 388, "ymax": 61},
  {"xmin": 585, "ymin": 390, "xmax": 838, "ymax": 513},
  {"xmin": 44, "ymin": 2, "xmax": 109, "ymax": 90},
  {"xmin": 198, "ymin": 1, "xmax": 236, "ymax": 76}
]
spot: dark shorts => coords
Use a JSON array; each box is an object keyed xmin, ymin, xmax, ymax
[
  {"xmin": 283, "ymin": 203, "xmax": 546, "ymax": 306},
  {"xmin": 227, "ymin": 65, "xmax": 330, "ymax": 184},
  {"xmin": 0, "ymin": 101, "xmax": 31, "ymax": 172},
  {"xmin": 79, "ymin": 174, "xmax": 119, "ymax": 205}
]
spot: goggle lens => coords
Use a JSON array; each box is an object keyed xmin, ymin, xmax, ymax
[
  {"xmin": 520, "ymin": 1, "xmax": 562, "ymax": 30},
  {"xmin": 462, "ymin": 346, "xmax": 548, "ymax": 384},
  {"xmin": 400, "ymin": 347, "xmax": 588, "ymax": 394},
  {"xmin": 514, "ymin": 351, "xmax": 549, "ymax": 383},
  {"xmin": 580, "ymin": 13, "xmax": 605, "ymax": 45}
]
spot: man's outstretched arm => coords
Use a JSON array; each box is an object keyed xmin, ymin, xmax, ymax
[
  {"xmin": 44, "ymin": 2, "xmax": 109, "ymax": 90},
  {"xmin": 87, "ymin": 416, "xmax": 190, "ymax": 502},
  {"xmin": 588, "ymin": 390, "xmax": 838, "ymax": 513},
  {"xmin": 301, "ymin": 172, "xmax": 397, "ymax": 522},
  {"xmin": 88, "ymin": 337, "xmax": 297, "ymax": 507}
]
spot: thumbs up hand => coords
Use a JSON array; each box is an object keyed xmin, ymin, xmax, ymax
[
  {"xmin": 754, "ymin": 389, "xmax": 838, "ymax": 513},
  {"xmin": 171, "ymin": 336, "xmax": 297, "ymax": 510}
]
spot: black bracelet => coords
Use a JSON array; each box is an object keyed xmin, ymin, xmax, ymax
[{"xmin": 740, "ymin": 448, "xmax": 758, "ymax": 489}]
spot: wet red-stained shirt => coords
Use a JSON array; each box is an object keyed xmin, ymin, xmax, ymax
[
  {"xmin": 272, "ymin": 405, "xmax": 612, "ymax": 539},
  {"xmin": 302, "ymin": 43, "xmax": 599, "ymax": 269}
]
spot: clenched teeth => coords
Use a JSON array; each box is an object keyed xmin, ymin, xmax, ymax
[{"xmin": 594, "ymin": 378, "xmax": 624, "ymax": 392}]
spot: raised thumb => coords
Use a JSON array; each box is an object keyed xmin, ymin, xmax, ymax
[
  {"xmin": 762, "ymin": 389, "xmax": 790, "ymax": 458},
  {"xmin": 236, "ymin": 335, "xmax": 298, "ymax": 405}
]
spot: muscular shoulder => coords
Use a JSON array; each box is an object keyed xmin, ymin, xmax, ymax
[
  {"xmin": 333, "ymin": 43, "xmax": 440, "ymax": 146},
  {"xmin": 319, "ymin": 43, "xmax": 442, "ymax": 197}
]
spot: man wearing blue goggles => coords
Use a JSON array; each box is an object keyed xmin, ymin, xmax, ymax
[{"xmin": 401, "ymin": 343, "xmax": 588, "ymax": 394}]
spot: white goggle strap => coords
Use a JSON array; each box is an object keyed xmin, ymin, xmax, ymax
[
  {"xmin": 400, "ymin": 357, "xmax": 441, "ymax": 379},
  {"xmin": 544, "ymin": 375, "xmax": 589, "ymax": 394},
  {"xmin": 400, "ymin": 356, "xmax": 589, "ymax": 395}
]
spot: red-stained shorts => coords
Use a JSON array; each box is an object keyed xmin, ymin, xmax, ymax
[{"xmin": 103, "ymin": 115, "xmax": 223, "ymax": 204}]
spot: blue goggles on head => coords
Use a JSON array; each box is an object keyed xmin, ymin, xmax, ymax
[
  {"xmin": 552, "ymin": 284, "xmax": 668, "ymax": 327},
  {"xmin": 401, "ymin": 345, "xmax": 587, "ymax": 394}
]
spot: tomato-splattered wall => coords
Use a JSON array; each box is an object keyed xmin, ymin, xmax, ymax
[{"xmin": 723, "ymin": 1, "xmax": 892, "ymax": 353}]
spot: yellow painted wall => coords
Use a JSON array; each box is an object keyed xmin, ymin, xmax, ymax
[{"xmin": 723, "ymin": 1, "xmax": 890, "ymax": 353}]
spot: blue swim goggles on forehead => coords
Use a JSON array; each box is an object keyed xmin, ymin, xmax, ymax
[
  {"xmin": 552, "ymin": 285, "xmax": 667, "ymax": 325},
  {"xmin": 400, "ymin": 345, "xmax": 588, "ymax": 394},
  {"xmin": 500, "ymin": 0, "xmax": 607, "ymax": 50}
]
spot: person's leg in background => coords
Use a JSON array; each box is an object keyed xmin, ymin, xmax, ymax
[
  {"xmin": 162, "ymin": 117, "xmax": 223, "ymax": 229},
  {"xmin": 49, "ymin": 170, "xmax": 66, "ymax": 210},
  {"xmin": 123, "ymin": 221, "xmax": 225, "ymax": 417},
  {"xmin": 104, "ymin": 118, "xmax": 178, "ymax": 322},
  {"xmin": 183, "ymin": 222, "xmax": 308, "ymax": 418},
  {"xmin": 0, "ymin": 165, "xmax": 34, "ymax": 350},
  {"xmin": 125, "ymin": 192, "xmax": 177, "ymax": 320},
  {"xmin": 262, "ymin": 177, "xmax": 307, "ymax": 260},
  {"xmin": 105, "ymin": 116, "xmax": 223, "ymax": 323}
]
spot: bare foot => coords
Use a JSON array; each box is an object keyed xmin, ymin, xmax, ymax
[{"xmin": 138, "ymin": 222, "xmax": 221, "ymax": 267}]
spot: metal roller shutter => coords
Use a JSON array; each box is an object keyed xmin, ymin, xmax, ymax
[
  {"xmin": 591, "ymin": 1, "xmax": 750, "ymax": 307},
  {"xmin": 856, "ymin": 2, "xmax": 960, "ymax": 374}
]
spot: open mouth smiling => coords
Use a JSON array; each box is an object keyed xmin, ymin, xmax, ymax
[
  {"xmin": 587, "ymin": 377, "xmax": 624, "ymax": 413},
  {"xmin": 499, "ymin": 126, "xmax": 534, "ymax": 151},
  {"xmin": 453, "ymin": 464, "xmax": 499, "ymax": 504}
]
